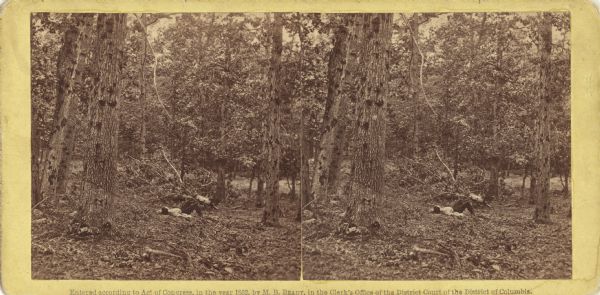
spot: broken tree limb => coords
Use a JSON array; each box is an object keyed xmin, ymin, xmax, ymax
[
  {"xmin": 143, "ymin": 246, "xmax": 189, "ymax": 264},
  {"xmin": 412, "ymin": 245, "xmax": 450, "ymax": 257},
  {"xmin": 133, "ymin": 14, "xmax": 173, "ymax": 121},
  {"xmin": 160, "ymin": 147, "xmax": 183, "ymax": 184},
  {"xmin": 400, "ymin": 14, "xmax": 438, "ymax": 118},
  {"xmin": 434, "ymin": 148, "xmax": 456, "ymax": 183}
]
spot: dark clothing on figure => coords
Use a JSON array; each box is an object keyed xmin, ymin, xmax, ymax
[{"xmin": 452, "ymin": 199, "xmax": 475, "ymax": 215}]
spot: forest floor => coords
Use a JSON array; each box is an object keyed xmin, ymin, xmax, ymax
[
  {"xmin": 303, "ymin": 173, "xmax": 572, "ymax": 280},
  {"xmin": 32, "ymin": 164, "xmax": 301, "ymax": 280}
]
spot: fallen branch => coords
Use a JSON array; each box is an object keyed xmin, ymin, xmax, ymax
[
  {"xmin": 412, "ymin": 245, "xmax": 450, "ymax": 257},
  {"xmin": 160, "ymin": 147, "xmax": 183, "ymax": 184},
  {"xmin": 434, "ymin": 148, "xmax": 456, "ymax": 183},
  {"xmin": 32, "ymin": 195, "xmax": 51, "ymax": 210},
  {"xmin": 143, "ymin": 246, "xmax": 189, "ymax": 264}
]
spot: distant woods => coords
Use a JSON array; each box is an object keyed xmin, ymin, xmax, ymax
[{"xmin": 31, "ymin": 12, "xmax": 570, "ymax": 233}]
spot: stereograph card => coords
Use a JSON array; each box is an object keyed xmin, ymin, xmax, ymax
[{"xmin": 0, "ymin": 0, "xmax": 599, "ymax": 295}]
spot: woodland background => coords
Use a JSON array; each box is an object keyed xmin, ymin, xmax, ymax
[{"xmin": 30, "ymin": 12, "xmax": 570, "ymax": 280}]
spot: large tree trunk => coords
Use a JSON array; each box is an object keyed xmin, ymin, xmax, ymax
[
  {"xmin": 40, "ymin": 14, "xmax": 92, "ymax": 205},
  {"xmin": 328, "ymin": 14, "xmax": 364, "ymax": 198},
  {"xmin": 57, "ymin": 15, "xmax": 96, "ymax": 196},
  {"xmin": 344, "ymin": 14, "xmax": 393, "ymax": 229},
  {"xmin": 533, "ymin": 12, "xmax": 553, "ymax": 223},
  {"xmin": 311, "ymin": 17, "xmax": 351, "ymax": 203},
  {"xmin": 79, "ymin": 14, "xmax": 127, "ymax": 232},
  {"xmin": 262, "ymin": 13, "xmax": 284, "ymax": 226},
  {"xmin": 326, "ymin": 119, "xmax": 349, "ymax": 196}
]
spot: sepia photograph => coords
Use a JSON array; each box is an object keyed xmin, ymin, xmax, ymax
[
  {"xmin": 30, "ymin": 12, "xmax": 303, "ymax": 280},
  {"xmin": 299, "ymin": 12, "xmax": 571, "ymax": 280},
  {"xmin": 30, "ymin": 11, "xmax": 571, "ymax": 281}
]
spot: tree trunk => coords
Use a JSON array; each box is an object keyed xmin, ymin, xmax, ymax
[
  {"xmin": 298, "ymin": 29, "xmax": 312, "ymax": 214},
  {"xmin": 40, "ymin": 14, "xmax": 92, "ymax": 205},
  {"xmin": 179, "ymin": 143, "xmax": 187, "ymax": 181},
  {"xmin": 563, "ymin": 169, "xmax": 570, "ymax": 196},
  {"xmin": 487, "ymin": 24, "xmax": 504, "ymax": 201},
  {"xmin": 291, "ymin": 173, "xmax": 297, "ymax": 198},
  {"xmin": 529, "ymin": 175, "xmax": 536, "ymax": 205},
  {"xmin": 521, "ymin": 167, "xmax": 527, "ymax": 199},
  {"xmin": 532, "ymin": 13, "xmax": 553, "ymax": 223},
  {"xmin": 139, "ymin": 14, "xmax": 148, "ymax": 159},
  {"xmin": 248, "ymin": 166, "xmax": 255, "ymax": 197},
  {"xmin": 31, "ymin": 114, "xmax": 44, "ymax": 207},
  {"xmin": 79, "ymin": 14, "xmax": 127, "ymax": 232},
  {"xmin": 312, "ymin": 17, "xmax": 351, "ymax": 203},
  {"xmin": 262, "ymin": 13, "xmax": 284, "ymax": 226},
  {"xmin": 299, "ymin": 139, "xmax": 311, "ymax": 218},
  {"xmin": 408, "ymin": 14, "xmax": 421, "ymax": 158},
  {"xmin": 58, "ymin": 15, "xmax": 96, "ymax": 196},
  {"xmin": 453, "ymin": 125, "xmax": 460, "ymax": 181},
  {"xmin": 344, "ymin": 14, "xmax": 393, "ymax": 229},
  {"xmin": 256, "ymin": 174, "xmax": 265, "ymax": 207},
  {"xmin": 300, "ymin": 130, "xmax": 312, "ymax": 209},
  {"xmin": 215, "ymin": 165, "xmax": 225, "ymax": 205},
  {"xmin": 326, "ymin": 119, "xmax": 349, "ymax": 196},
  {"xmin": 329, "ymin": 14, "xmax": 365, "ymax": 198}
]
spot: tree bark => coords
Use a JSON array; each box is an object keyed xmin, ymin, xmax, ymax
[
  {"xmin": 298, "ymin": 24, "xmax": 312, "ymax": 215},
  {"xmin": 521, "ymin": 167, "xmax": 527, "ymax": 198},
  {"xmin": 291, "ymin": 173, "xmax": 297, "ymax": 198},
  {"xmin": 31, "ymin": 112, "xmax": 44, "ymax": 206},
  {"xmin": 344, "ymin": 14, "xmax": 393, "ymax": 229},
  {"xmin": 248, "ymin": 166, "xmax": 255, "ymax": 197},
  {"xmin": 79, "ymin": 14, "xmax": 127, "ymax": 232},
  {"xmin": 326, "ymin": 118, "xmax": 349, "ymax": 196},
  {"xmin": 256, "ymin": 174, "xmax": 265, "ymax": 207},
  {"xmin": 329, "ymin": 14, "xmax": 364, "ymax": 198},
  {"xmin": 487, "ymin": 23, "xmax": 504, "ymax": 201},
  {"xmin": 139, "ymin": 14, "xmax": 148, "ymax": 159},
  {"xmin": 311, "ymin": 17, "xmax": 351, "ymax": 203},
  {"xmin": 40, "ymin": 14, "xmax": 92, "ymax": 205},
  {"xmin": 562, "ymin": 168, "xmax": 569, "ymax": 196},
  {"xmin": 57, "ymin": 15, "xmax": 96, "ymax": 196},
  {"xmin": 215, "ymin": 164, "xmax": 225, "ymax": 205},
  {"xmin": 533, "ymin": 12, "xmax": 553, "ymax": 223},
  {"xmin": 529, "ymin": 175, "xmax": 536, "ymax": 205},
  {"xmin": 408, "ymin": 14, "xmax": 421, "ymax": 158},
  {"xmin": 262, "ymin": 13, "xmax": 284, "ymax": 226}
]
